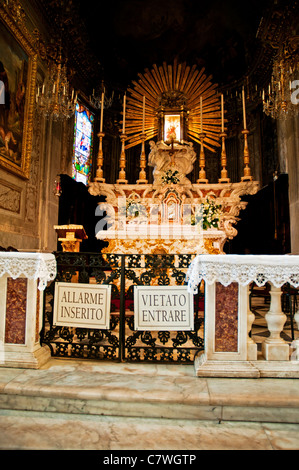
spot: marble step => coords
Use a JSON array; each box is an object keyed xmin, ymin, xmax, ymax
[
  {"xmin": 1, "ymin": 359, "xmax": 299, "ymax": 426},
  {"xmin": 1, "ymin": 409, "xmax": 299, "ymax": 450}
]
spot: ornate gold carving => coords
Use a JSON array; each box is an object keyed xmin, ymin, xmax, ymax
[
  {"xmin": 0, "ymin": 2, "xmax": 38, "ymax": 179},
  {"xmin": 102, "ymin": 237, "xmax": 222, "ymax": 256},
  {"xmin": 125, "ymin": 60, "xmax": 222, "ymax": 152}
]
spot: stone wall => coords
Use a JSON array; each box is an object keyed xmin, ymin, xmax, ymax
[
  {"xmin": 0, "ymin": 3, "xmax": 74, "ymax": 252},
  {"xmin": 277, "ymin": 114, "xmax": 299, "ymax": 254}
]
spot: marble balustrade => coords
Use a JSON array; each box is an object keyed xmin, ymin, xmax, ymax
[
  {"xmin": 187, "ymin": 254, "xmax": 299, "ymax": 378},
  {"xmin": 1, "ymin": 251, "xmax": 298, "ymax": 378}
]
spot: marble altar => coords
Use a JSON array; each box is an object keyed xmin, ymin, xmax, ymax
[{"xmin": 89, "ymin": 140, "xmax": 259, "ymax": 255}]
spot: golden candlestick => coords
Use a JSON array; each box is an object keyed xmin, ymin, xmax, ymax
[
  {"xmin": 117, "ymin": 133, "xmax": 128, "ymax": 184},
  {"xmin": 95, "ymin": 131, "xmax": 105, "ymax": 182},
  {"xmin": 197, "ymin": 132, "xmax": 208, "ymax": 183},
  {"xmin": 137, "ymin": 133, "xmax": 148, "ymax": 183},
  {"xmin": 241, "ymin": 128, "xmax": 253, "ymax": 181},
  {"xmin": 218, "ymin": 132, "xmax": 230, "ymax": 183}
]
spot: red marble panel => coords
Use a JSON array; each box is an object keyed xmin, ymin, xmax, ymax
[
  {"xmin": 5, "ymin": 277, "xmax": 27, "ymax": 344},
  {"xmin": 215, "ymin": 282, "xmax": 238, "ymax": 352}
]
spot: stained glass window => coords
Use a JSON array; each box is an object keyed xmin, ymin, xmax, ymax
[{"xmin": 72, "ymin": 102, "xmax": 94, "ymax": 185}]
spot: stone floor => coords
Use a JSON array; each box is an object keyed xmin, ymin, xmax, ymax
[
  {"xmin": 0, "ymin": 358, "xmax": 299, "ymax": 451},
  {"xmin": 0, "ymin": 292, "xmax": 298, "ymax": 452}
]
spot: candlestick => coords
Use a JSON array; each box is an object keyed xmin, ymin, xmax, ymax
[
  {"xmin": 221, "ymin": 94, "xmax": 224, "ymax": 133},
  {"xmin": 242, "ymin": 87, "xmax": 247, "ymax": 130},
  {"xmin": 241, "ymin": 129, "xmax": 252, "ymax": 182},
  {"xmin": 117, "ymin": 133, "xmax": 128, "ymax": 184},
  {"xmin": 137, "ymin": 133, "xmax": 148, "ymax": 184},
  {"xmin": 196, "ymin": 132, "xmax": 208, "ymax": 184},
  {"xmin": 95, "ymin": 131, "xmax": 105, "ymax": 182},
  {"xmin": 100, "ymin": 91, "xmax": 104, "ymax": 132},
  {"xmin": 218, "ymin": 131, "xmax": 230, "ymax": 183},
  {"xmin": 122, "ymin": 94, "xmax": 126, "ymax": 133}
]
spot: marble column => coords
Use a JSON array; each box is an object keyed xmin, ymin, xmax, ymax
[{"xmin": 194, "ymin": 281, "xmax": 258, "ymax": 377}]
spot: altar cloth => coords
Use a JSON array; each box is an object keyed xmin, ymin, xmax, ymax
[
  {"xmin": 186, "ymin": 254, "xmax": 299, "ymax": 293},
  {"xmin": 0, "ymin": 252, "xmax": 57, "ymax": 290}
]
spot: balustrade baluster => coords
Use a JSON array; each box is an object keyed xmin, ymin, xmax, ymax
[{"xmin": 262, "ymin": 284, "xmax": 290, "ymax": 361}]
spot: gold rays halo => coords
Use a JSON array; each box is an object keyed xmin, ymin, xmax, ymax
[{"xmin": 124, "ymin": 59, "xmax": 222, "ymax": 152}]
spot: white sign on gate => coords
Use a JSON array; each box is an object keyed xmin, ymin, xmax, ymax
[
  {"xmin": 134, "ymin": 285, "xmax": 194, "ymax": 331},
  {"xmin": 53, "ymin": 282, "xmax": 111, "ymax": 329}
]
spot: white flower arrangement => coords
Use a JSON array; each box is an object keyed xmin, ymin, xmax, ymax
[
  {"xmin": 191, "ymin": 197, "xmax": 222, "ymax": 230},
  {"xmin": 126, "ymin": 199, "xmax": 147, "ymax": 222}
]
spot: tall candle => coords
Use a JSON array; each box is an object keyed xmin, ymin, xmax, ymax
[
  {"xmin": 200, "ymin": 96, "xmax": 203, "ymax": 133},
  {"xmin": 242, "ymin": 87, "xmax": 247, "ymax": 130},
  {"xmin": 122, "ymin": 94, "xmax": 126, "ymax": 133},
  {"xmin": 100, "ymin": 91, "xmax": 104, "ymax": 132},
  {"xmin": 221, "ymin": 94, "xmax": 224, "ymax": 132},
  {"xmin": 142, "ymin": 96, "xmax": 145, "ymax": 134}
]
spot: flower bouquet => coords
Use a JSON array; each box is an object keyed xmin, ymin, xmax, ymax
[{"xmin": 191, "ymin": 197, "xmax": 222, "ymax": 230}]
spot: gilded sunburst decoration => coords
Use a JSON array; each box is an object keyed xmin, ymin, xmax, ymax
[{"xmin": 124, "ymin": 59, "xmax": 222, "ymax": 152}]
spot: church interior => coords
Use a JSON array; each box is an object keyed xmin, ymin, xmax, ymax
[{"xmin": 0, "ymin": 0, "xmax": 299, "ymax": 451}]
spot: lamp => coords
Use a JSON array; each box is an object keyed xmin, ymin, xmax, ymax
[
  {"xmin": 90, "ymin": 83, "xmax": 114, "ymax": 110},
  {"xmin": 54, "ymin": 175, "xmax": 62, "ymax": 197},
  {"xmin": 36, "ymin": 49, "xmax": 77, "ymax": 121},
  {"xmin": 263, "ymin": 36, "xmax": 299, "ymax": 119}
]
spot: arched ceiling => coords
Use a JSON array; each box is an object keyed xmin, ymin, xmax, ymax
[
  {"xmin": 79, "ymin": 0, "xmax": 266, "ymax": 87},
  {"xmin": 36, "ymin": 0, "xmax": 298, "ymax": 95}
]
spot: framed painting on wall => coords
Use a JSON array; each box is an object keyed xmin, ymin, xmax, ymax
[{"xmin": 0, "ymin": 4, "xmax": 37, "ymax": 179}]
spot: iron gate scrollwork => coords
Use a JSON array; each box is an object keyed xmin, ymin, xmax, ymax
[{"xmin": 41, "ymin": 252, "xmax": 204, "ymax": 363}]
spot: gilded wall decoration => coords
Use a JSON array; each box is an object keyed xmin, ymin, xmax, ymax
[{"xmin": 0, "ymin": 4, "xmax": 37, "ymax": 179}]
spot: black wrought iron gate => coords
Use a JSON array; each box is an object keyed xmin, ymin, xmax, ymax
[{"xmin": 41, "ymin": 252, "xmax": 204, "ymax": 363}]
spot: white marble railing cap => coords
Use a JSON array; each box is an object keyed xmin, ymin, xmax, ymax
[
  {"xmin": 186, "ymin": 254, "xmax": 299, "ymax": 293},
  {"xmin": 0, "ymin": 252, "xmax": 57, "ymax": 290}
]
